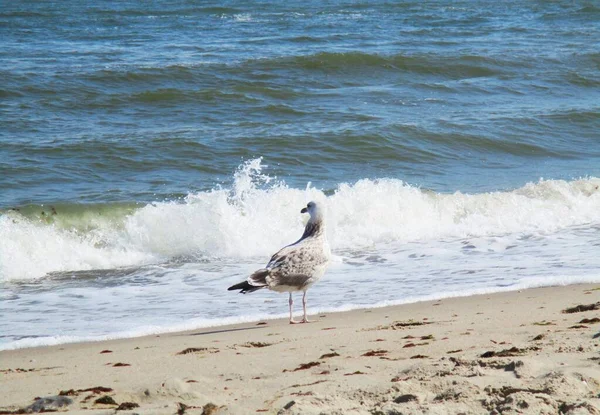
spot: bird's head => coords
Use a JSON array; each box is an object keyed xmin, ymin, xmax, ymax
[{"xmin": 301, "ymin": 201, "xmax": 323, "ymax": 222}]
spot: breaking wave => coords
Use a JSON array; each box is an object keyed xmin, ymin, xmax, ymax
[{"xmin": 2, "ymin": 158, "xmax": 600, "ymax": 281}]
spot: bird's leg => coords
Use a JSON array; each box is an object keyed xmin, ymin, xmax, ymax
[
  {"xmin": 289, "ymin": 293, "xmax": 300, "ymax": 324},
  {"xmin": 301, "ymin": 291, "xmax": 314, "ymax": 323}
]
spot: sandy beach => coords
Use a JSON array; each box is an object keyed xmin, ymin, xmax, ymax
[{"xmin": 2, "ymin": 284, "xmax": 599, "ymax": 414}]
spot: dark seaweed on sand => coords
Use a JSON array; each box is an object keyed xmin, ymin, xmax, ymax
[
  {"xmin": 480, "ymin": 346, "xmax": 540, "ymax": 358},
  {"xmin": 362, "ymin": 349, "xmax": 388, "ymax": 357},
  {"xmin": 319, "ymin": 352, "xmax": 340, "ymax": 359},
  {"xmin": 94, "ymin": 396, "xmax": 117, "ymax": 405},
  {"xmin": 116, "ymin": 402, "xmax": 140, "ymax": 411},
  {"xmin": 562, "ymin": 302, "xmax": 600, "ymax": 314}
]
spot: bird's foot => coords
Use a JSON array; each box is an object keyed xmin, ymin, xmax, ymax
[
  {"xmin": 289, "ymin": 319, "xmax": 301, "ymax": 324},
  {"xmin": 300, "ymin": 318, "xmax": 315, "ymax": 323}
]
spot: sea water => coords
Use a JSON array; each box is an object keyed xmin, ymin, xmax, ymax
[{"xmin": 1, "ymin": 1, "xmax": 600, "ymax": 349}]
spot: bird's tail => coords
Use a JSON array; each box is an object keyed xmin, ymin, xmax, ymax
[
  {"xmin": 228, "ymin": 269, "xmax": 269, "ymax": 294},
  {"xmin": 227, "ymin": 280, "xmax": 264, "ymax": 294}
]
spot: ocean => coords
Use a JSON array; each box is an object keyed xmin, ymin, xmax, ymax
[{"xmin": 1, "ymin": 1, "xmax": 600, "ymax": 350}]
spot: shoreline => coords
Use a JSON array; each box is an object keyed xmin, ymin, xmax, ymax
[
  {"xmin": 6, "ymin": 278, "xmax": 600, "ymax": 353},
  {"xmin": 2, "ymin": 284, "xmax": 599, "ymax": 414}
]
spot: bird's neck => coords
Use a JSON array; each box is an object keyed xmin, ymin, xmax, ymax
[{"xmin": 300, "ymin": 218, "xmax": 325, "ymax": 240}]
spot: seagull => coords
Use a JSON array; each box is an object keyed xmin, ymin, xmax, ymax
[{"xmin": 228, "ymin": 201, "xmax": 331, "ymax": 324}]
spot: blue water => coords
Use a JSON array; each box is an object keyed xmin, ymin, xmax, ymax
[{"xmin": 1, "ymin": 1, "xmax": 600, "ymax": 349}]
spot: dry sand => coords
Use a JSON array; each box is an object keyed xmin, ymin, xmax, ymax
[{"xmin": 1, "ymin": 284, "xmax": 600, "ymax": 414}]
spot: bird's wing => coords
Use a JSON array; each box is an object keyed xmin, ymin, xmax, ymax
[
  {"xmin": 266, "ymin": 241, "xmax": 327, "ymax": 276},
  {"xmin": 244, "ymin": 243, "xmax": 306, "ymax": 288},
  {"xmin": 248, "ymin": 268, "xmax": 269, "ymax": 287},
  {"xmin": 266, "ymin": 272, "xmax": 313, "ymax": 289},
  {"xmin": 265, "ymin": 243, "xmax": 298, "ymax": 269}
]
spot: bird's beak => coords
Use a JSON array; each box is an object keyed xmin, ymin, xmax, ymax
[{"xmin": 301, "ymin": 207, "xmax": 308, "ymax": 214}]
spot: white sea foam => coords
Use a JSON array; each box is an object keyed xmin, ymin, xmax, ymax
[
  {"xmin": 0, "ymin": 313, "xmax": 285, "ymax": 351},
  {"xmin": 1, "ymin": 158, "xmax": 600, "ymax": 281},
  {"xmin": 0, "ymin": 214, "xmax": 156, "ymax": 281},
  {"xmin": 2, "ymin": 272, "xmax": 599, "ymax": 351},
  {"xmin": 232, "ymin": 13, "xmax": 252, "ymax": 22}
]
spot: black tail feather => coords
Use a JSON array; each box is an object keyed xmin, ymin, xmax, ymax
[{"xmin": 228, "ymin": 280, "xmax": 263, "ymax": 294}]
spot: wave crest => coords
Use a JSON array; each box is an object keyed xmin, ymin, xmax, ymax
[{"xmin": 2, "ymin": 158, "xmax": 599, "ymax": 281}]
